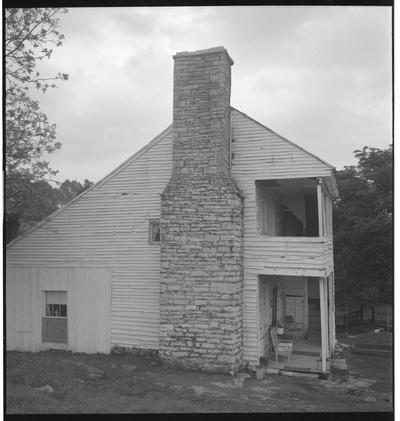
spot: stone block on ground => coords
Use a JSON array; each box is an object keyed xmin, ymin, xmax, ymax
[
  {"xmin": 35, "ymin": 385, "xmax": 54, "ymax": 393},
  {"xmin": 256, "ymin": 367, "xmax": 265, "ymax": 380},
  {"xmin": 331, "ymin": 358, "xmax": 348, "ymax": 371}
]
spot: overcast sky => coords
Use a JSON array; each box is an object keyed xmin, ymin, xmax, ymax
[{"xmin": 32, "ymin": 6, "xmax": 392, "ymax": 184}]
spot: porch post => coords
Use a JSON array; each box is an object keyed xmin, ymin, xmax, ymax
[
  {"xmin": 257, "ymin": 277, "xmax": 262, "ymax": 364},
  {"xmin": 304, "ymin": 277, "xmax": 309, "ymax": 336},
  {"xmin": 324, "ymin": 276, "xmax": 330, "ymax": 356},
  {"xmin": 328, "ymin": 273, "xmax": 336, "ymax": 352},
  {"xmin": 317, "ymin": 178, "xmax": 323, "ymax": 238},
  {"xmin": 319, "ymin": 277, "xmax": 328, "ymax": 372}
]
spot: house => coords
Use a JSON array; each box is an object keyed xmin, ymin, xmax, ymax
[{"xmin": 6, "ymin": 47, "xmax": 338, "ymax": 375}]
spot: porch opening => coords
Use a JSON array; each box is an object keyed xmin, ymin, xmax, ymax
[
  {"xmin": 258, "ymin": 274, "xmax": 334, "ymax": 373},
  {"xmin": 255, "ymin": 178, "xmax": 319, "ymax": 237}
]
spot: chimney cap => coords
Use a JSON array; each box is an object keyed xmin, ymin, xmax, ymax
[{"xmin": 173, "ymin": 46, "xmax": 234, "ymax": 66}]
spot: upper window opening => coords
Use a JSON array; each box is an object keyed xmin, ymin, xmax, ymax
[
  {"xmin": 256, "ymin": 179, "xmax": 319, "ymax": 237},
  {"xmin": 149, "ymin": 220, "xmax": 160, "ymax": 244}
]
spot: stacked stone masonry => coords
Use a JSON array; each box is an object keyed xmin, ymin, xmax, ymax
[{"xmin": 160, "ymin": 47, "xmax": 244, "ymax": 374}]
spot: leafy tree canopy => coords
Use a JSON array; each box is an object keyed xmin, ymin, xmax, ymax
[
  {"xmin": 6, "ymin": 8, "xmax": 68, "ymax": 91},
  {"xmin": 6, "ymin": 85, "xmax": 60, "ymax": 180},
  {"xmin": 333, "ymin": 145, "xmax": 393, "ymax": 308},
  {"xmin": 6, "ymin": 178, "xmax": 94, "ymax": 243},
  {"xmin": 58, "ymin": 179, "xmax": 94, "ymax": 205},
  {"xmin": 5, "ymin": 8, "xmax": 68, "ymax": 240}
]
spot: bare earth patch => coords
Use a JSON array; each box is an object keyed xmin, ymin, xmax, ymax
[{"xmin": 6, "ymin": 334, "xmax": 393, "ymax": 414}]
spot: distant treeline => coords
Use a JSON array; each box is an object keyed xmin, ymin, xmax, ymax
[{"xmin": 6, "ymin": 178, "xmax": 94, "ymax": 243}]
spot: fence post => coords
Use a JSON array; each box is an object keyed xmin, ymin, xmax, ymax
[{"xmin": 387, "ymin": 304, "xmax": 390, "ymax": 332}]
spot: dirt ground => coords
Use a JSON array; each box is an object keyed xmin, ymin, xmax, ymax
[{"xmin": 6, "ymin": 331, "xmax": 393, "ymax": 414}]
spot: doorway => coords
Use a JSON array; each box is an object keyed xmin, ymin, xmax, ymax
[
  {"xmin": 285, "ymin": 295, "xmax": 305, "ymax": 338},
  {"xmin": 258, "ymin": 276, "xmax": 285, "ymax": 362}
]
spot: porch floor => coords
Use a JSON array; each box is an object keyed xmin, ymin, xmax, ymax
[
  {"xmin": 267, "ymin": 335, "xmax": 322, "ymax": 372},
  {"xmin": 293, "ymin": 335, "xmax": 321, "ymax": 355}
]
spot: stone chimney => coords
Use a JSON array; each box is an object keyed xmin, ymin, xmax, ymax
[{"xmin": 159, "ymin": 47, "xmax": 244, "ymax": 374}]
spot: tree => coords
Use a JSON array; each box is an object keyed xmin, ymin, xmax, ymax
[
  {"xmin": 333, "ymin": 146, "xmax": 393, "ymax": 317},
  {"xmin": 57, "ymin": 179, "xmax": 94, "ymax": 205},
  {"xmin": 6, "ymin": 8, "xmax": 68, "ymax": 91},
  {"xmin": 6, "ymin": 178, "xmax": 94, "ymax": 243},
  {"xmin": 6, "ymin": 85, "xmax": 61, "ymax": 221},
  {"xmin": 14, "ymin": 180, "xmax": 60, "ymax": 240},
  {"xmin": 5, "ymin": 8, "xmax": 68, "ymax": 241}
]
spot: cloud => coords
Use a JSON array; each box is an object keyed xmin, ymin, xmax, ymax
[{"xmin": 27, "ymin": 6, "xmax": 391, "ymax": 182}]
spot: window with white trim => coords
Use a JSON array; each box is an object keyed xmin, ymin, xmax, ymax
[{"xmin": 42, "ymin": 291, "xmax": 67, "ymax": 343}]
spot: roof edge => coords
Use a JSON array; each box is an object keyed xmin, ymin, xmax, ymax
[
  {"xmin": 230, "ymin": 107, "xmax": 335, "ymax": 171},
  {"xmin": 7, "ymin": 108, "xmax": 336, "ymax": 249},
  {"xmin": 6, "ymin": 124, "xmax": 173, "ymax": 249}
]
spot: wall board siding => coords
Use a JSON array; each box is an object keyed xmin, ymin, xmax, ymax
[
  {"xmin": 230, "ymin": 109, "xmax": 335, "ymax": 366},
  {"xmin": 7, "ymin": 128, "xmax": 173, "ymax": 351},
  {"xmin": 6, "ymin": 266, "xmax": 111, "ymax": 353},
  {"xmin": 7, "ymin": 109, "xmax": 334, "ymax": 366},
  {"xmin": 230, "ymin": 109, "xmax": 333, "ymax": 180}
]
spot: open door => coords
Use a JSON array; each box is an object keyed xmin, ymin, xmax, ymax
[{"xmin": 285, "ymin": 295, "xmax": 305, "ymax": 338}]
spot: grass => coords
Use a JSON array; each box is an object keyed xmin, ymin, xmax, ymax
[
  {"xmin": 6, "ymin": 331, "xmax": 393, "ymax": 414},
  {"xmin": 6, "ymin": 352, "xmax": 239, "ymax": 413},
  {"xmin": 334, "ymin": 329, "xmax": 393, "ymax": 396}
]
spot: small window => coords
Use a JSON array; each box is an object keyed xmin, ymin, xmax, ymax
[
  {"xmin": 42, "ymin": 291, "xmax": 67, "ymax": 343},
  {"xmin": 149, "ymin": 220, "xmax": 160, "ymax": 244}
]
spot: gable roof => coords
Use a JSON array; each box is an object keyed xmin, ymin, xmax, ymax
[
  {"xmin": 7, "ymin": 125, "xmax": 172, "ymax": 249},
  {"xmin": 231, "ymin": 107, "xmax": 335, "ymax": 171},
  {"xmin": 7, "ymin": 108, "xmax": 338, "ymax": 249}
]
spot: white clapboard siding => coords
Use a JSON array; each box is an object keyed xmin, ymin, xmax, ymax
[
  {"xmin": 242, "ymin": 274, "xmax": 259, "ymax": 363},
  {"xmin": 6, "ymin": 266, "xmax": 111, "ymax": 353},
  {"xmin": 230, "ymin": 108, "xmax": 335, "ymax": 366},
  {"xmin": 7, "ymin": 127, "xmax": 173, "ymax": 351},
  {"xmin": 323, "ymin": 241, "xmax": 334, "ymax": 277},
  {"xmin": 230, "ymin": 108, "xmax": 333, "ymax": 180},
  {"xmin": 7, "ymin": 108, "xmax": 335, "ymax": 366},
  {"xmin": 326, "ymin": 196, "xmax": 334, "ymax": 276}
]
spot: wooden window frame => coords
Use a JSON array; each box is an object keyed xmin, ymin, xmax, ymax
[
  {"xmin": 149, "ymin": 219, "xmax": 160, "ymax": 244},
  {"xmin": 42, "ymin": 290, "xmax": 68, "ymax": 344}
]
